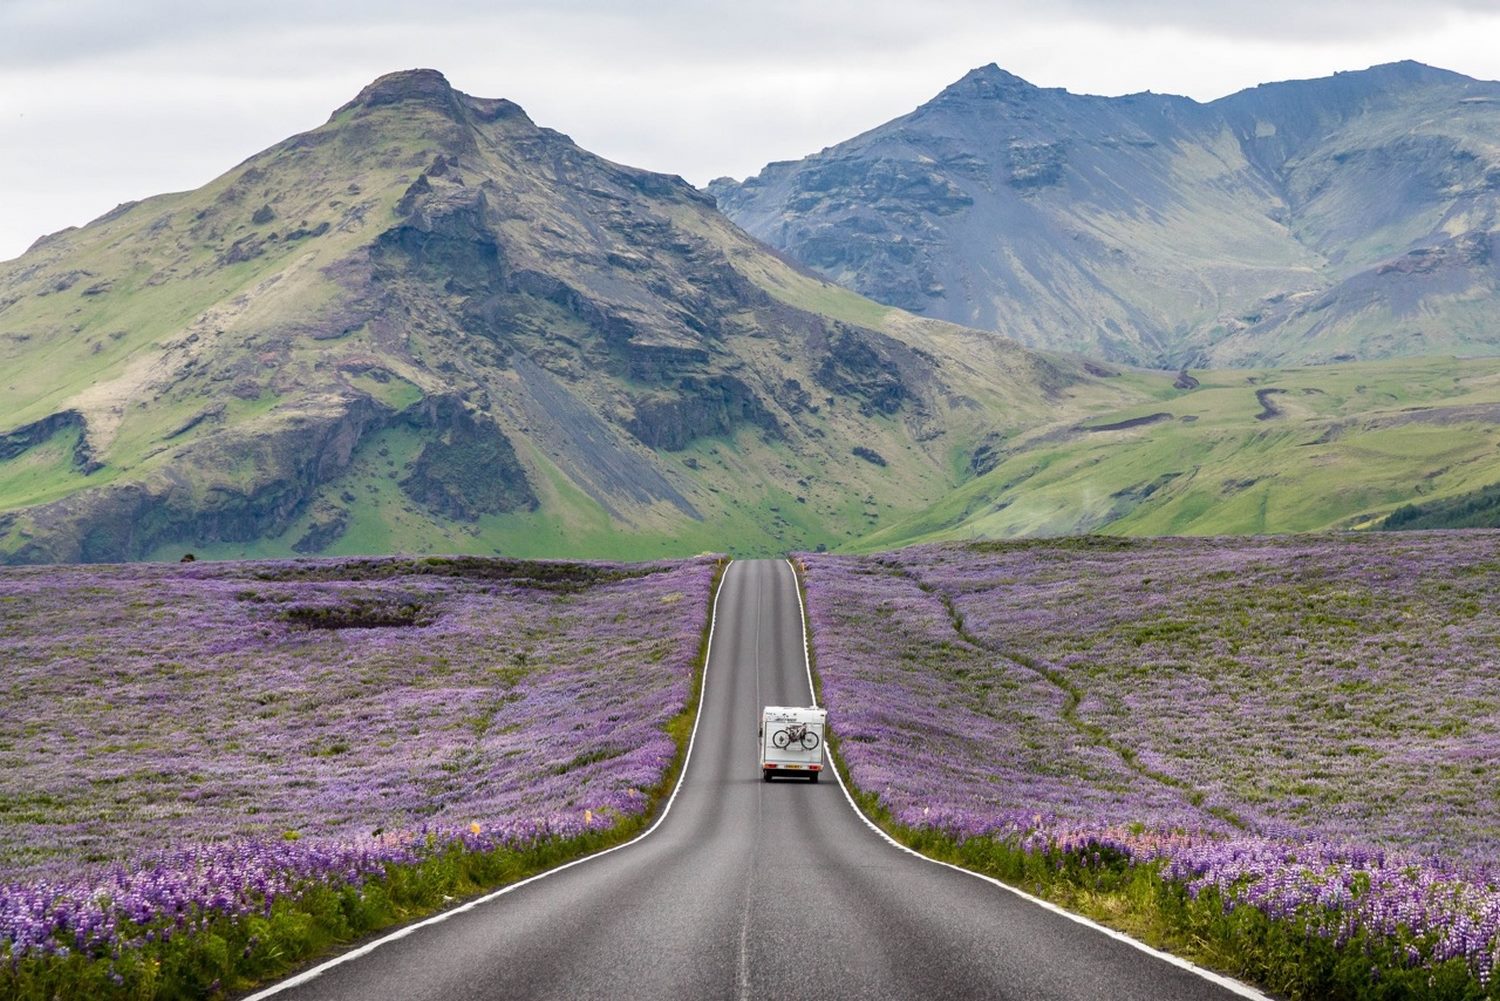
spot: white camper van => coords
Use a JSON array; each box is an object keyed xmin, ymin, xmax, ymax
[{"xmin": 760, "ymin": 706, "xmax": 827, "ymax": 782}]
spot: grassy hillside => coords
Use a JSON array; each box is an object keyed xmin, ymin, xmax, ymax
[
  {"xmin": 858, "ymin": 355, "xmax": 1500, "ymax": 548},
  {"xmin": 0, "ymin": 69, "xmax": 1148, "ymax": 564}
]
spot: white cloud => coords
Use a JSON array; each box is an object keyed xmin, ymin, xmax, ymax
[{"xmin": 2, "ymin": 0, "xmax": 1499, "ymax": 260}]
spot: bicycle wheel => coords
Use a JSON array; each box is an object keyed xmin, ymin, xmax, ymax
[
  {"xmin": 771, "ymin": 729, "xmax": 791, "ymax": 749},
  {"xmin": 799, "ymin": 730, "xmax": 821, "ymax": 751}
]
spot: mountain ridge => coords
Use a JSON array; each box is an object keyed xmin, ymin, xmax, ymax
[
  {"xmin": 709, "ymin": 60, "xmax": 1500, "ymax": 368},
  {"xmin": 7, "ymin": 67, "xmax": 1500, "ymax": 565},
  {"xmin": 0, "ymin": 69, "xmax": 1143, "ymax": 564}
]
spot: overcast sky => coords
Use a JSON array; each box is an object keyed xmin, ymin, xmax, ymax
[{"xmin": 4, "ymin": 0, "xmax": 1500, "ymax": 261}]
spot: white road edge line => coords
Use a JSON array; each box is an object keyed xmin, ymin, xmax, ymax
[
  {"xmin": 782, "ymin": 557, "xmax": 1271, "ymax": 1001},
  {"xmin": 244, "ymin": 559, "xmax": 735, "ymax": 1000}
]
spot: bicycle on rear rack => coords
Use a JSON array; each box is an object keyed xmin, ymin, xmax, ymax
[{"xmin": 771, "ymin": 722, "xmax": 821, "ymax": 752}]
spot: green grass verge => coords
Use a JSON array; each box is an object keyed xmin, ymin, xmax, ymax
[
  {"xmin": 785, "ymin": 558, "xmax": 1490, "ymax": 1001},
  {"xmin": 0, "ymin": 558, "xmax": 727, "ymax": 1001}
]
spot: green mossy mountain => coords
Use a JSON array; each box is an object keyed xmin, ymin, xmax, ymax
[
  {"xmin": 710, "ymin": 61, "xmax": 1500, "ymax": 369},
  {"xmin": 0, "ymin": 69, "xmax": 1145, "ymax": 564},
  {"xmin": 6, "ymin": 68, "xmax": 1500, "ymax": 563}
]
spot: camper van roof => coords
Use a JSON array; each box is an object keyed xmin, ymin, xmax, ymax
[{"xmin": 763, "ymin": 705, "xmax": 826, "ymax": 721}]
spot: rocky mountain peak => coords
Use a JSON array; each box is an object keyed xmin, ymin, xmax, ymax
[
  {"xmin": 1347, "ymin": 59, "xmax": 1468, "ymax": 87},
  {"xmin": 933, "ymin": 64, "xmax": 1040, "ymax": 104},
  {"xmin": 351, "ymin": 69, "xmax": 541, "ymax": 128},
  {"xmin": 1215, "ymin": 59, "xmax": 1483, "ymax": 119},
  {"xmin": 338, "ymin": 68, "xmax": 464, "ymax": 118}
]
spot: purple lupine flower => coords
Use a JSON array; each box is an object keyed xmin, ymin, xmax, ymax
[
  {"xmin": 801, "ymin": 533, "xmax": 1500, "ymax": 981},
  {"xmin": 0, "ymin": 554, "xmax": 715, "ymax": 959}
]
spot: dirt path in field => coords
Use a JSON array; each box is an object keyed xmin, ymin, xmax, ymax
[{"xmin": 890, "ymin": 563, "xmax": 1245, "ymax": 831}]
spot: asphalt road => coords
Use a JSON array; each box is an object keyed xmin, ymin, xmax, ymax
[{"xmin": 255, "ymin": 559, "xmax": 1261, "ymax": 1001}]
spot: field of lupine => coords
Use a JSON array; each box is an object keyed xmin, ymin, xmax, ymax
[
  {"xmin": 0, "ymin": 554, "xmax": 715, "ymax": 995},
  {"xmin": 802, "ymin": 533, "xmax": 1500, "ymax": 997}
]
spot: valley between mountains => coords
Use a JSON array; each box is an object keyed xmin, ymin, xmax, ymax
[
  {"xmin": 7, "ymin": 52, "xmax": 1500, "ymax": 1001},
  {"xmin": 4, "ymin": 66, "xmax": 1500, "ymax": 563}
]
